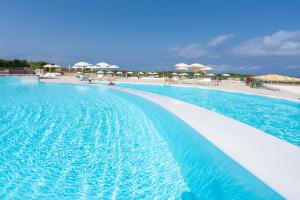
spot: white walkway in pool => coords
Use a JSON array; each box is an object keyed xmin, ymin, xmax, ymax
[{"xmin": 118, "ymin": 87, "xmax": 300, "ymax": 200}]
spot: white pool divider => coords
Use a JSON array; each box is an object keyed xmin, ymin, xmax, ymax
[{"xmin": 118, "ymin": 87, "xmax": 300, "ymax": 199}]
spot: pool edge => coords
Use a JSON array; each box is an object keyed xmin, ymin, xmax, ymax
[{"xmin": 117, "ymin": 87, "xmax": 300, "ymax": 200}]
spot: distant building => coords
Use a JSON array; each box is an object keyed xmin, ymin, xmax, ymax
[{"xmin": 0, "ymin": 67, "xmax": 35, "ymax": 75}]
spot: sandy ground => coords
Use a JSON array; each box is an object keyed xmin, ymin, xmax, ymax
[{"xmin": 40, "ymin": 75, "xmax": 300, "ymax": 101}]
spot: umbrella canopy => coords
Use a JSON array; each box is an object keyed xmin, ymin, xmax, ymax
[
  {"xmin": 222, "ymin": 74, "xmax": 231, "ymax": 77},
  {"xmin": 43, "ymin": 64, "xmax": 56, "ymax": 68},
  {"xmin": 74, "ymin": 62, "xmax": 91, "ymax": 68},
  {"xmin": 106, "ymin": 71, "xmax": 114, "ymax": 74},
  {"xmin": 177, "ymin": 67, "xmax": 188, "ymax": 71},
  {"xmin": 53, "ymin": 64, "xmax": 61, "ymax": 68},
  {"xmin": 96, "ymin": 62, "xmax": 110, "ymax": 68},
  {"xmin": 127, "ymin": 71, "xmax": 134, "ymax": 74},
  {"xmin": 96, "ymin": 71, "xmax": 104, "ymax": 74},
  {"xmin": 171, "ymin": 72, "xmax": 178, "ymax": 75},
  {"xmin": 190, "ymin": 63, "xmax": 206, "ymax": 69},
  {"xmin": 72, "ymin": 65, "xmax": 83, "ymax": 69},
  {"xmin": 86, "ymin": 65, "xmax": 100, "ymax": 70},
  {"xmin": 138, "ymin": 72, "xmax": 144, "ymax": 75},
  {"xmin": 116, "ymin": 71, "xmax": 123, "ymax": 75},
  {"xmin": 109, "ymin": 65, "xmax": 120, "ymax": 69},
  {"xmin": 207, "ymin": 73, "xmax": 215, "ymax": 76},
  {"xmin": 202, "ymin": 66, "xmax": 213, "ymax": 71},
  {"xmin": 194, "ymin": 73, "xmax": 201, "ymax": 76},
  {"xmin": 174, "ymin": 63, "xmax": 189, "ymax": 68},
  {"xmin": 254, "ymin": 74, "xmax": 300, "ymax": 83},
  {"xmin": 179, "ymin": 73, "xmax": 188, "ymax": 76},
  {"xmin": 152, "ymin": 72, "xmax": 158, "ymax": 75}
]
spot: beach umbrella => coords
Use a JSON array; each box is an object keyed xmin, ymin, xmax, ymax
[
  {"xmin": 96, "ymin": 62, "xmax": 110, "ymax": 69},
  {"xmin": 189, "ymin": 63, "xmax": 207, "ymax": 71},
  {"xmin": 53, "ymin": 64, "xmax": 61, "ymax": 68},
  {"xmin": 127, "ymin": 71, "xmax": 134, "ymax": 74},
  {"xmin": 174, "ymin": 63, "xmax": 189, "ymax": 71},
  {"xmin": 207, "ymin": 73, "xmax": 215, "ymax": 76},
  {"xmin": 202, "ymin": 66, "xmax": 213, "ymax": 71},
  {"xmin": 177, "ymin": 67, "xmax": 188, "ymax": 71},
  {"xmin": 179, "ymin": 73, "xmax": 188, "ymax": 76},
  {"xmin": 138, "ymin": 72, "xmax": 144, "ymax": 75},
  {"xmin": 43, "ymin": 64, "xmax": 60, "ymax": 72},
  {"xmin": 222, "ymin": 74, "xmax": 231, "ymax": 77},
  {"xmin": 116, "ymin": 71, "xmax": 123, "ymax": 75},
  {"xmin": 106, "ymin": 71, "xmax": 113, "ymax": 74},
  {"xmin": 194, "ymin": 73, "xmax": 201, "ymax": 76},
  {"xmin": 43, "ymin": 64, "xmax": 55, "ymax": 68},
  {"xmin": 72, "ymin": 65, "xmax": 82, "ymax": 69},
  {"xmin": 175, "ymin": 63, "xmax": 189, "ymax": 68},
  {"xmin": 86, "ymin": 65, "xmax": 100, "ymax": 71},
  {"xmin": 74, "ymin": 62, "xmax": 91, "ymax": 68},
  {"xmin": 96, "ymin": 71, "xmax": 104, "ymax": 74},
  {"xmin": 152, "ymin": 72, "xmax": 158, "ymax": 75},
  {"xmin": 171, "ymin": 72, "xmax": 178, "ymax": 75},
  {"xmin": 109, "ymin": 65, "xmax": 120, "ymax": 69}
]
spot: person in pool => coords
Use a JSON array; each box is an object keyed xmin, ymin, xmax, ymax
[{"xmin": 108, "ymin": 81, "xmax": 115, "ymax": 86}]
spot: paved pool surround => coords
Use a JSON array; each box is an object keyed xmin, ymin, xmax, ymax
[{"xmin": 117, "ymin": 87, "xmax": 300, "ymax": 199}]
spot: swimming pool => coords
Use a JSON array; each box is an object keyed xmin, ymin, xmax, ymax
[
  {"xmin": 0, "ymin": 77, "xmax": 282, "ymax": 199},
  {"xmin": 118, "ymin": 83, "xmax": 300, "ymax": 147}
]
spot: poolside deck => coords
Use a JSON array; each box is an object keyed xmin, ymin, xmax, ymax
[
  {"xmin": 118, "ymin": 87, "xmax": 300, "ymax": 199},
  {"xmin": 40, "ymin": 76, "xmax": 300, "ymax": 101}
]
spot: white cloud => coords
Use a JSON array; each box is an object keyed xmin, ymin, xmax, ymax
[
  {"xmin": 233, "ymin": 30, "xmax": 300, "ymax": 56},
  {"xmin": 236, "ymin": 66, "xmax": 261, "ymax": 71},
  {"xmin": 168, "ymin": 34, "xmax": 234, "ymax": 58},
  {"xmin": 209, "ymin": 64, "xmax": 261, "ymax": 72},
  {"xmin": 207, "ymin": 34, "xmax": 235, "ymax": 47},
  {"xmin": 169, "ymin": 44, "xmax": 211, "ymax": 58}
]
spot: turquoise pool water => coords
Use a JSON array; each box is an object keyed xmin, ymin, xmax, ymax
[
  {"xmin": 0, "ymin": 77, "xmax": 282, "ymax": 199},
  {"xmin": 117, "ymin": 83, "xmax": 300, "ymax": 147}
]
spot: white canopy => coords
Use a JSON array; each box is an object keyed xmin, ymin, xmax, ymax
[
  {"xmin": 190, "ymin": 63, "xmax": 206, "ymax": 69},
  {"xmin": 96, "ymin": 62, "xmax": 110, "ymax": 68},
  {"xmin": 127, "ymin": 71, "xmax": 134, "ymax": 74},
  {"xmin": 222, "ymin": 74, "xmax": 231, "ymax": 77},
  {"xmin": 177, "ymin": 67, "xmax": 188, "ymax": 71},
  {"xmin": 207, "ymin": 73, "xmax": 215, "ymax": 76},
  {"xmin": 106, "ymin": 71, "xmax": 114, "ymax": 74},
  {"xmin": 43, "ymin": 64, "xmax": 56, "ymax": 68},
  {"xmin": 53, "ymin": 64, "xmax": 61, "ymax": 68},
  {"xmin": 116, "ymin": 71, "xmax": 123, "ymax": 74},
  {"xmin": 74, "ymin": 62, "xmax": 91, "ymax": 68},
  {"xmin": 194, "ymin": 73, "xmax": 201, "ymax": 76},
  {"xmin": 72, "ymin": 65, "xmax": 83, "ymax": 69},
  {"xmin": 109, "ymin": 65, "xmax": 120, "ymax": 69},
  {"xmin": 202, "ymin": 66, "xmax": 213, "ymax": 71},
  {"xmin": 175, "ymin": 63, "xmax": 189, "ymax": 68},
  {"xmin": 96, "ymin": 71, "xmax": 104, "ymax": 74},
  {"xmin": 138, "ymin": 72, "xmax": 144, "ymax": 75},
  {"xmin": 179, "ymin": 73, "xmax": 188, "ymax": 76},
  {"xmin": 171, "ymin": 72, "xmax": 178, "ymax": 75},
  {"xmin": 86, "ymin": 65, "xmax": 100, "ymax": 70}
]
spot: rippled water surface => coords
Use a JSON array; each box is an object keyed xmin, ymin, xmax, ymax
[
  {"xmin": 118, "ymin": 83, "xmax": 300, "ymax": 147},
  {"xmin": 0, "ymin": 77, "xmax": 282, "ymax": 199}
]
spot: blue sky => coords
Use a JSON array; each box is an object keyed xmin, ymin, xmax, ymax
[{"xmin": 0, "ymin": 0, "xmax": 300, "ymax": 75}]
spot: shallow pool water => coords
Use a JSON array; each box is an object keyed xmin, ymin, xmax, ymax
[
  {"xmin": 0, "ymin": 77, "xmax": 282, "ymax": 199},
  {"xmin": 118, "ymin": 83, "xmax": 300, "ymax": 147}
]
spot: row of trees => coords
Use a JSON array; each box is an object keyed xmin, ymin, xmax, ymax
[{"xmin": 0, "ymin": 59, "xmax": 48, "ymax": 69}]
